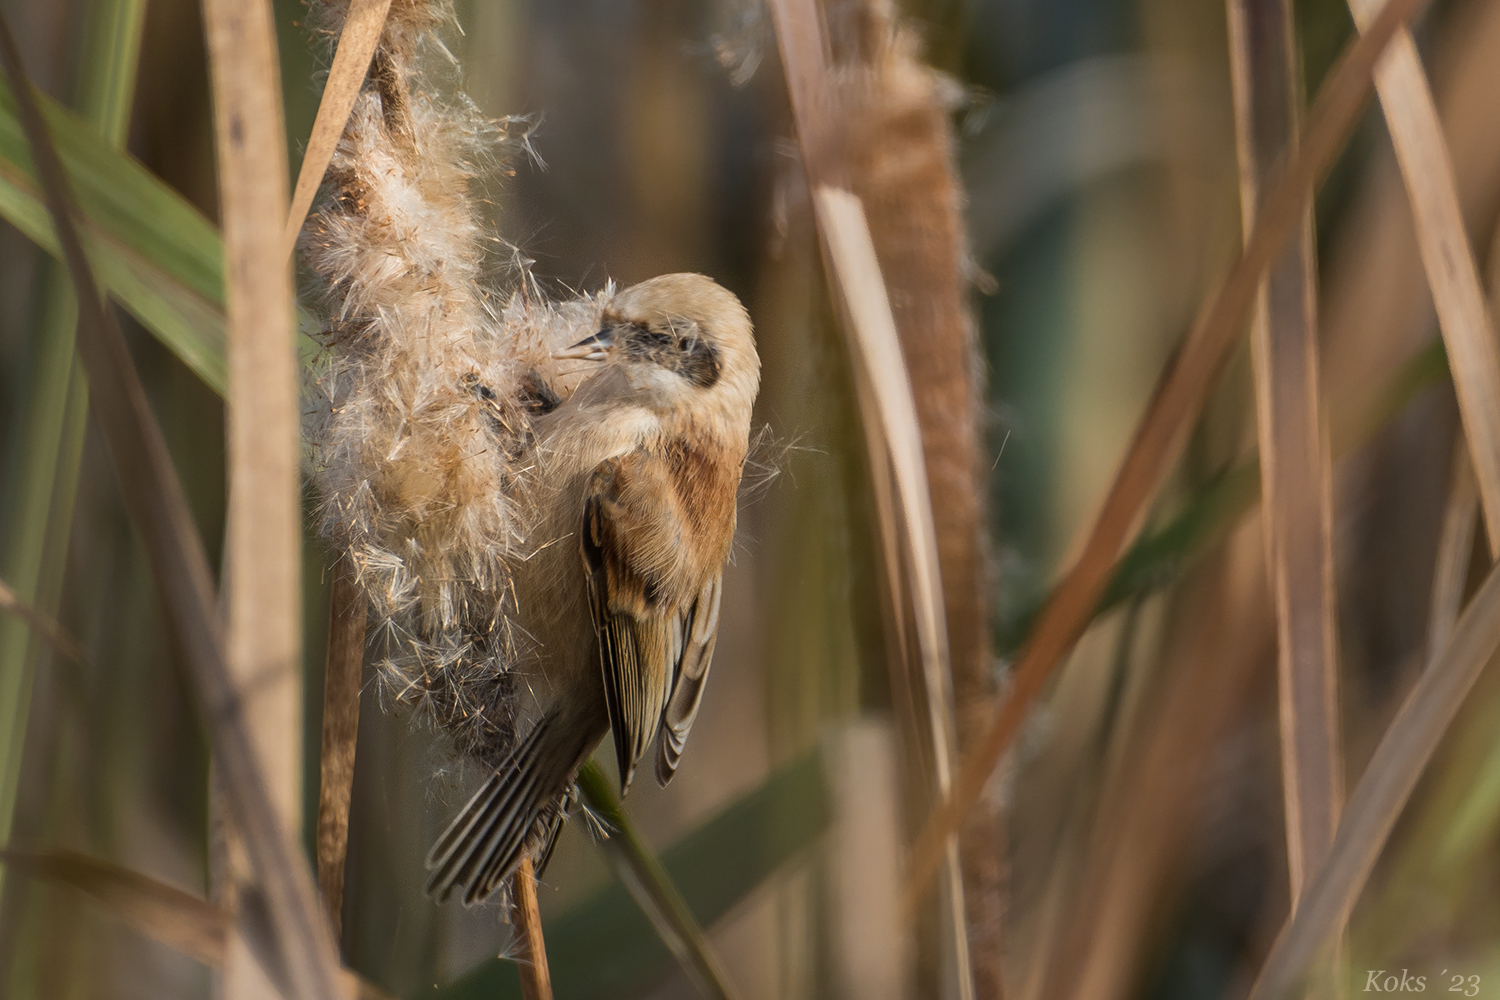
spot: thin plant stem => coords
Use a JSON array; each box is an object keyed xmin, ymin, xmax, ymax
[
  {"xmin": 1226, "ymin": 0, "xmax": 1345, "ymax": 907},
  {"xmin": 578, "ymin": 761, "xmax": 740, "ymax": 1000},
  {"xmin": 508, "ymin": 857, "xmax": 552, "ymax": 1000},
  {"xmin": 316, "ymin": 561, "xmax": 367, "ymax": 939}
]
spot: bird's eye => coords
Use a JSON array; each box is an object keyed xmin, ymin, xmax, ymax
[{"xmin": 676, "ymin": 338, "xmax": 689, "ymax": 352}]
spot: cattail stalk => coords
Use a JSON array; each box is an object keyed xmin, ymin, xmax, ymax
[{"xmin": 826, "ymin": 5, "xmax": 1003, "ymax": 993}]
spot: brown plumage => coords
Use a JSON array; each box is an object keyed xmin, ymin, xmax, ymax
[
  {"xmin": 425, "ymin": 273, "xmax": 761, "ymax": 904},
  {"xmin": 298, "ymin": 0, "xmax": 761, "ymax": 908}
]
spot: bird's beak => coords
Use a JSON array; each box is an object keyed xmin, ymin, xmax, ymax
[{"xmin": 552, "ymin": 328, "xmax": 615, "ymax": 362}]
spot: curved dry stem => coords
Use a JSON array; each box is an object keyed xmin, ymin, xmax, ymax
[{"xmin": 283, "ymin": 0, "xmax": 394, "ymax": 257}]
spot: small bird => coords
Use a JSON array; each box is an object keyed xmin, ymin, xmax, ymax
[{"xmin": 425, "ymin": 273, "xmax": 761, "ymax": 904}]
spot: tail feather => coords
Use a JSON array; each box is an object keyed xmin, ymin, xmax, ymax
[
  {"xmin": 425, "ymin": 716, "xmax": 584, "ymax": 905},
  {"xmin": 475, "ymin": 789, "xmax": 568, "ymax": 900},
  {"xmin": 426, "ymin": 770, "xmax": 504, "ymax": 875},
  {"xmin": 459, "ymin": 765, "xmax": 553, "ymax": 903},
  {"xmin": 451, "ymin": 773, "xmax": 545, "ymax": 903}
]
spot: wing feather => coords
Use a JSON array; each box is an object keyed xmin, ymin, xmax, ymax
[
  {"xmin": 583, "ymin": 458, "xmax": 674, "ymax": 792},
  {"xmin": 656, "ymin": 574, "xmax": 722, "ymax": 785},
  {"xmin": 582, "ymin": 452, "xmax": 731, "ymax": 794}
]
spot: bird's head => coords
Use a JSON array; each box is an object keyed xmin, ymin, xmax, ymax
[{"xmin": 555, "ymin": 273, "xmax": 761, "ymax": 433}]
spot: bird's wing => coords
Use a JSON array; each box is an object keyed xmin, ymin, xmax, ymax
[
  {"xmin": 582, "ymin": 451, "xmax": 694, "ymax": 793},
  {"xmin": 655, "ymin": 573, "xmax": 721, "ymax": 785}
]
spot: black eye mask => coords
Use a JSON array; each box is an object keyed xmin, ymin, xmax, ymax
[{"xmin": 622, "ymin": 323, "xmax": 722, "ymax": 389}]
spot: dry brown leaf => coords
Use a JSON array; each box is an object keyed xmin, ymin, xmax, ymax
[
  {"xmin": 819, "ymin": 190, "xmax": 968, "ymax": 970},
  {"xmin": 902, "ymin": 0, "xmax": 1435, "ymax": 905},
  {"xmin": 813, "ymin": 189, "xmax": 973, "ymax": 990},
  {"xmin": 766, "ymin": 0, "xmax": 973, "ymax": 990},
  {"xmin": 1346, "ymin": 0, "xmax": 1500, "ymax": 558},
  {"xmin": 827, "ymin": 8, "xmax": 1004, "ymax": 987},
  {"xmin": 283, "ymin": 0, "xmax": 394, "ymax": 258},
  {"xmin": 812, "ymin": 189, "xmax": 959, "ymax": 807}
]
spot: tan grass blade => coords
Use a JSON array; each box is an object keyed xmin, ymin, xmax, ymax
[
  {"xmin": 903, "ymin": 0, "xmax": 1435, "ymax": 905},
  {"xmin": 1248, "ymin": 557, "xmax": 1500, "ymax": 1000},
  {"xmin": 1346, "ymin": 0, "xmax": 1500, "ymax": 557},
  {"xmin": 813, "ymin": 185, "xmax": 974, "ymax": 1000},
  {"xmin": 766, "ymin": 0, "xmax": 972, "ymax": 992},
  {"xmin": 811, "ymin": 187, "xmax": 961, "ymax": 809},
  {"xmin": 509, "ymin": 858, "xmax": 553, "ymax": 1000},
  {"xmin": 317, "ymin": 560, "xmax": 367, "ymax": 937},
  {"xmin": 1227, "ymin": 0, "xmax": 1344, "ymax": 906},
  {"xmin": 0, "ymin": 13, "xmax": 344, "ymax": 1000},
  {"xmin": 0, "ymin": 849, "xmax": 395, "ymax": 999},
  {"xmin": 283, "ymin": 0, "xmax": 393, "ymax": 258},
  {"xmin": 830, "ymin": 9, "xmax": 1003, "ymax": 988},
  {"xmin": 1318, "ymin": 0, "xmax": 1500, "ymax": 468},
  {"xmin": 200, "ymin": 0, "xmax": 307, "ymax": 997}
]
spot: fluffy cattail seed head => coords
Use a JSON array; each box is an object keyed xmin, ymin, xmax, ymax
[{"xmin": 300, "ymin": 0, "xmax": 605, "ymax": 763}]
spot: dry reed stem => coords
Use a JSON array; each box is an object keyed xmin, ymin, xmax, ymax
[
  {"xmin": 1428, "ymin": 441, "xmax": 1478, "ymax": 665},
  {"xmin": 201, "ymin": 0, "xmax": 306, "ymax": 996},
  {"xmin": 1319, "ymin": 0, "xmax": 1500, "ymax": 443},
  {"xmin": 828, "ymin": 6, "xmax": 1003, "ymax": 989},
  {"xmin": 902, "ymin": 0, "xmax": 1433, "ymax": 905},
  {"xmin": 813, "ymin": 187, "xmax": 973, "ymax": 997},
  {"xmin": 1346, "ymin": 0, "xmax": 1500, "ymax": 557},
  {"xmin": 1227, "ymin": 0, "xmax": 1344, "ymax": 907},
  {"xmin": 767, "ymin": 0, "xmax": 973, "ymax": 991},
  {"xmin": 1248, "ymin": 556, "xmax": 1500, "ymax": 1000},
  {"xmin": 810, "ymin": 187, "xmax": 972, "ymax": 977},
  {"xmin": 317, "ymin": 561, "xmax": 367, "ymax": 938},
  {"xmin": 0, "ymin": 13, "xmax": 344, "ymax": 1000},
  {"xmin": 283, "ymin": 0, "xmax": 393, "ymax": 258},
  {"xmin": 509, "ymin": 858, "xmax": 553, "ymax": 1000}
]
